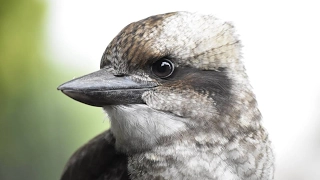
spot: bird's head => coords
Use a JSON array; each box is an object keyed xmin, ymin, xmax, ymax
[{"xmin": 58, "ymin": 12, "xmax": 261, "ymax": 151}]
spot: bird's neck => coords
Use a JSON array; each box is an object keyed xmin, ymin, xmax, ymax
[
  {"xmin": 103, "ymin": 104, "xmax": 189, "ymax": 154},
  {"xmin": 104, "ymin": 101, "xmax": 273, "ymax": 179},
  {"xmin": 128, "ymin": 126, "xmax": 273, "ymax": 180}
]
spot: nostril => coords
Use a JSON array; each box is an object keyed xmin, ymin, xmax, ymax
[{"xmin": 114, "ymin": 73, "xmax": 125, "ymax": 77}]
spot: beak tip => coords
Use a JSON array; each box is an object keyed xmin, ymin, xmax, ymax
[
  {"xmin": 57, "ymin": 83, "xmax": 66, "ymax": 91},
  {"xmin": 57, "ymin": 80, "xmax": 77, "ymax": 91}
]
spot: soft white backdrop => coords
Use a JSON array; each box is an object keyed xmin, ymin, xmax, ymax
[{"xmin": 46, "ymin": 1, "xmax": 320, "ymax": 179}]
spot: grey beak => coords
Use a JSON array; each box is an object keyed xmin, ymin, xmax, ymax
[{"xmin": 57, "ymin": 69, "xmax": 157, "ymax": 107}]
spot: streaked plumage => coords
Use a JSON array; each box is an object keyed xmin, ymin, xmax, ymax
[{"xmin": 58, "ymin": 12, "xmax": 274, "ymax": 180}]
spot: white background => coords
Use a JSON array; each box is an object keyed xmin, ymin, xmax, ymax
[{"xmin": 46, "ymin": 1, "xmax": 320, "ymax": 179}]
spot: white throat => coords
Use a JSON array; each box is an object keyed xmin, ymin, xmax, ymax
[{"xmin": 103, "ymin": 104, "xmax": 188, "ymax": 153}]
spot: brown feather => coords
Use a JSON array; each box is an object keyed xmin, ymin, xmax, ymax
[{"xmin": 61, "ymin": 130, "xmax": 129, "ymax": 180}]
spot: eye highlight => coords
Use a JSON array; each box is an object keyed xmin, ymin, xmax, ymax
[{"xmin": 151, "ymin": 58, "xmax": 175, "ymax": 78}]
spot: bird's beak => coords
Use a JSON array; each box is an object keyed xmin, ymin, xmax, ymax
[{"xmin": 57, "ymin": 69, "xmax": 157, "ymax": 107}]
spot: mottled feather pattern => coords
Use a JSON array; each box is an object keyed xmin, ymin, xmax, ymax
[{"xmin": 61, "ymin": 11, "xmax": 274, "ymax": 180}]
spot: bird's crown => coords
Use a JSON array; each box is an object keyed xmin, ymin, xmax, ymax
[
  {"xmin": 100, "ymin": 12, "xmax": 259, "ymax": 135},
  {"xmin": 102, "ymin": 12, "xmax": 244, "ymax": 73}
]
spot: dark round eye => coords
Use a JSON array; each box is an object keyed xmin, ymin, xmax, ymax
[{"xmin": 151, "ymin": 58, "xmax": 175, "ymax": 78}]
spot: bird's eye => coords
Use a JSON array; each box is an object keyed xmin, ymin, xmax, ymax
[{"xmin": 151, "ymin": 58, "xmax": 175, "ymax": 78}]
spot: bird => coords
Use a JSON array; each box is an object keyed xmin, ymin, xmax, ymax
[{"xmin": 58, "ymin": 11, "xmax": 274, "ymax": 180}]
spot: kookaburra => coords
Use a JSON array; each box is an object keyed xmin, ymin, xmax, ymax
[{"xmin": 58, "ymin": 12, "xmax": 274, "ymax": 180}]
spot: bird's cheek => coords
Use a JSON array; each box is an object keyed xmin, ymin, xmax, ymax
[
  {"xmin": 142, "ymin": 89, "xmax": 218, "ymax": 121},
  {"xmin": 141, "ymin": 90, "xmax": 180, "ymax": 115},
  {"xmin": 141, "ymin": 91, "xmax": 160, "ymax": 110}
]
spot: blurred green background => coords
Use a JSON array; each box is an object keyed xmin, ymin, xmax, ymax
[
  {"xmin": 1, "ymin": 1, "xmax": 320, "ymax": 180},
  {"xmin": 0, "ymin": 1, "xmax": 107, "ymax": 179}
]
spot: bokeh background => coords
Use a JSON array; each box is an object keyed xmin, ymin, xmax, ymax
[{"xmin": 1, "ymin": 0, "xmax": 319, "ymax": 179}]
